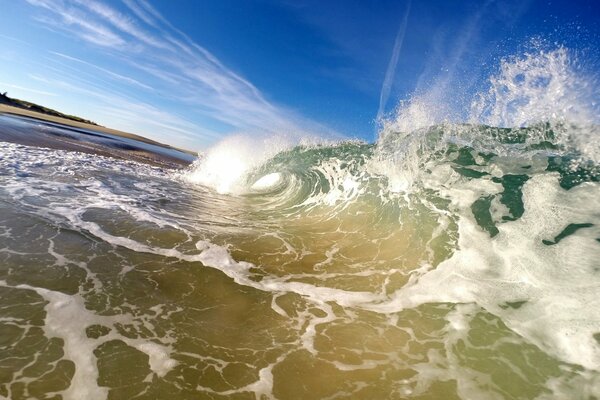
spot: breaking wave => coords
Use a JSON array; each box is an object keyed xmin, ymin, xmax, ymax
[{"xmin": 0, "ymin": 46, "xmax": 599, "ymax": 399}]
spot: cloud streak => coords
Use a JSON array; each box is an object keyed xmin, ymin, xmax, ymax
[
  {"xmin": 0, "ymin": 82, "xmax": 57, "ymax": 97},
  {"xmin": 49, "ymin": 51, "xmax": 154, "ymax": 91},
  {"xmin": 377, "ymin": 0, "xmax": 411, "ymax": 122},
  {"xmin": 24, "ymin": 0, "xmax": 338, "ymax": 148},
  {"xmin": 28, "ymin": 72, "xmax": 211, "ymax": 142}
]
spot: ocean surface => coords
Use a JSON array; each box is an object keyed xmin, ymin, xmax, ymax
[
  {"xmin": 0, "ymin": 113, "xmax": 195, "ymax": 169},
  {"xmin": 0, "ymin": 48, "xmax": 599, "ymax": 399}
]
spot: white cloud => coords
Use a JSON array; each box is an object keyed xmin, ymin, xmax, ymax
[
  {"xmin": 377, "ymin": 1, "xmax": 411, "ymax": 121},
  {"xmin": 122, "ymin": 0, "xmax": 159, "ymax": 28},
  {"xmin": 27, "ymin": 0, "xmax": 127, "ymax": 47},
  {"xmin": 25, "ymin": 0, "xmax": 340, "ymax": 147},
  {"xmin": 74, "ymin": 0, "xmax": 168, "ymax": 49},
  {"xmin": 50, "ymin": 51, "xmax": 153, "ymax": 90}
]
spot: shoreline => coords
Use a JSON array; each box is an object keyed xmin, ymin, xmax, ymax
[
  {"xmin": 0, "ymin": 104, "xmax": 196, "ymax": 156},
  {"xmin": 0, "ymin": 108, "xmax": 197, "ymax": 169}
]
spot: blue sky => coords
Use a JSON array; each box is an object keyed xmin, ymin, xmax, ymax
[{"xmin": 0, "ymin": 0, "xmax": 598, "ymax": 150}]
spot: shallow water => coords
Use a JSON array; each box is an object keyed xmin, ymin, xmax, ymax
[
  {"xmin": 1, "ymin": 47, "xmax": 599, "ymax": 399},
  {"xmin": 0, "ymin": 114, "xmax": 195, "ymax": 168},
  {"xmin": 1, "ymin": 122, "xmax": 599, "ymax": 399}
]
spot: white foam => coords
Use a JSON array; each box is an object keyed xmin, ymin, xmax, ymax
[
  {"xmin": 184, "ymin": 134, "xmax": 295, "ymax": 194},
  {"xmin": 300, "ymin": 158, "xmax": 365, "ymax": 207},
  {"xmin": 134, "ymin": 342, "xmax": 178, "ymax": 378},
  {"xmin": 195, "ymin": 351, "xmax": 290, "ymax": 400},
  {"xmin": 251, "ymin": 172, "xmax": 282, "ymax": 190},
  {"xmin": 366, "ymin": 173, "xmax": 600, "ymax": 370},
  {"xmin": 0, "ymin": 280, "xmax": 178, "ymax": 399},
  {"xmin": 0, "ymin": 281, "xmax": 109, "ymax": 400},
  {"xmin": 471, "ymin": 46, "xmax": 600, "ymax": 162},
  {"xmin": 471, "ymin": 47, "xmax": 597, "ymax": 129}
]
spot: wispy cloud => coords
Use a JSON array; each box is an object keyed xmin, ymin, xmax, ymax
[
  {"xmin": 74, "ymin": 0, "xmax": 168, "ymax": 49},
  {"xmin": 26, "ymin": 0, "xmax": 126, "ymax": 48},
  {"xmin": 122, "ymin": 0, "xmax": 160, "ymax": 28},
  {"xmin": 27, "ymin": 72, "xmax": 211, "ymax": 149},
  {"xmin": 0, "ymin": 81, "xmax": 57, "ymax": 97},
  {"xmin": 0, "ymin": 34, "xmax": 32, "ymax": 46},
  {"xmin": 24, "ymin": 0, "xmax": 338, "ymax": 148},
  {"xmin": 377, "ymin": 0, "xmax": 411, "ymax": 121},
  {"xmin": 50, "ymin": 51, "xmax": 154, "ymax": 91}
]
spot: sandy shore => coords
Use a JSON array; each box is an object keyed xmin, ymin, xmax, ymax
[{"xmin": 0, "ymin": 104, "xmax": 196, "ymax": 156}]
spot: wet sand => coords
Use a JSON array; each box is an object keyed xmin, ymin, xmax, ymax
[{"xmin": 0, "ymin": 106, "xmax": 196, "ymax": 169}]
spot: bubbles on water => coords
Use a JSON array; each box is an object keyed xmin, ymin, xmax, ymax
[
  {"xmin": 471, "ymin": 46, "xmax": 597, "ymax": 128},
  {"xmin": 371, "ymin": 44, "xmax": 599, "ymax": 196},
  {"xmin": 471, "ymin": 46, "xmax": 600, "ymax": 163},
  {"xmin": 380, "ymin": 96, "xmax": 449, "ymax": 137}
]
